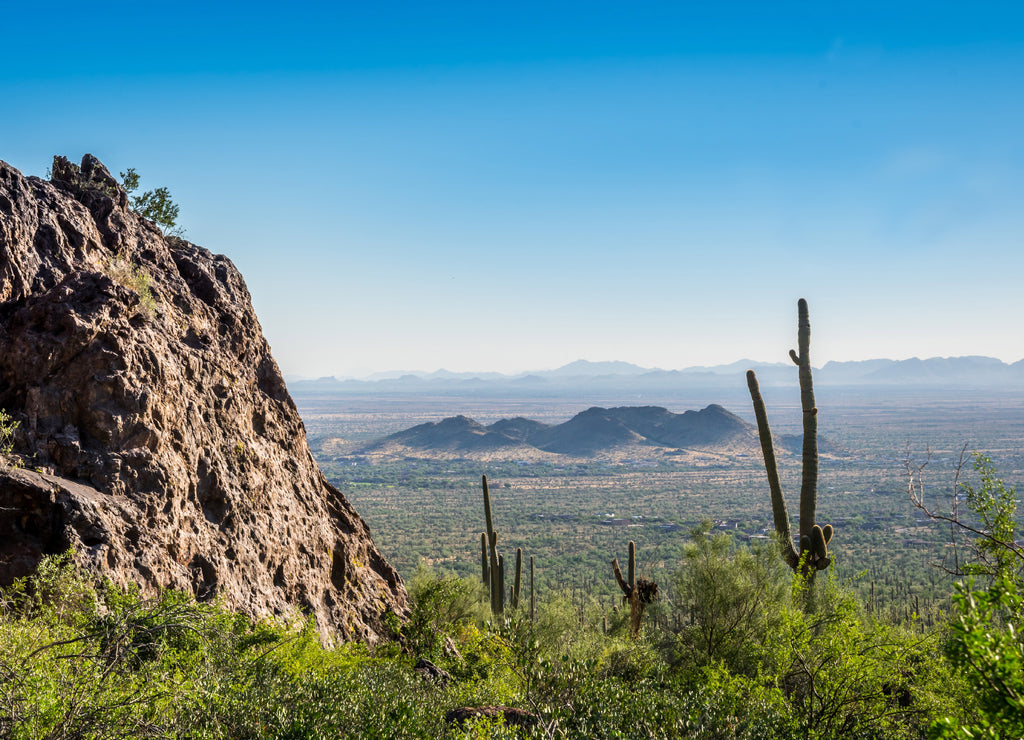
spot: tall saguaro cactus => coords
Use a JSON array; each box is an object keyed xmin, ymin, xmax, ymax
[
  {"xmin": 481, "ymin": 475, "xmax": 526, "ymax": 617},
  {"xmin": 482, "ymin": 475, "xmax": 504, "ymax": 614},
  {"xmin": 746, "ymin": 298, "xmax": 834, "ymax": 574}
]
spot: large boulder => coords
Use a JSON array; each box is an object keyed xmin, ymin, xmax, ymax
[{"xmin": 0, "ymin": 155, "xmax": 406, "ymax": 641}]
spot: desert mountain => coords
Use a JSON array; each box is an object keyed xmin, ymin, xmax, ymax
[
  {"xmin": 362, "ymin": 404, "xmax": 762, "ymax": 458},
  {"xmin": 379, "ymin": 415, "xmax": 523, "ymax": 453},
  {"xmin": 0, "ymin": 155, "xmax": 406, "ymax": 641},
  {"xmin": 487, "ymin": 417, "xmax": 550, "ymax": 442},
  {"xmin": 291, "ymin": 355, "xmax": 1024, "ymax": 395},
  {"xmin": 528, "ymin": 408, "xmax": 648, "ymax": 455}
]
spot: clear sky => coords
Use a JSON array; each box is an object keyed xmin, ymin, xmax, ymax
[{"xmin": 3, "ymin": 2, "xmax": 1023, "ymax": 377}]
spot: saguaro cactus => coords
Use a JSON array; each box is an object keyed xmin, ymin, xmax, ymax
[
  {"xmin": 746, "ymin": 298, "xmax": 834, "ymax": 573},
  {"xmin": 482, "ymin": 475, "xmax": 504, "ymax": 615},
  {"xmin": 480, "ymin": 475, "xmax": 530, "ymax": 616},
  {"xmin": 611, "ymin": 540, "xmax": 658, "ymax": 637},
  {"xmin": 529, "ymin": 555, "xmax": 536, "ymax": 622}
]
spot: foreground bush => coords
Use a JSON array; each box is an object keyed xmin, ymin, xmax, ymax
[{"xmin": 0, "ymin": 551, "xmax": 989, "ymax": 738}]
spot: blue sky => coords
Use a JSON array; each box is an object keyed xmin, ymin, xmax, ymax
[{"xmin": 3, "ymin": 2, "xmax": 1023, "ymax": 377}]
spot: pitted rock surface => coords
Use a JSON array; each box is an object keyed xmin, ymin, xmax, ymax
[{"xmin": 0, "ymin": 155, "xmax": 406, "ymax": 641}]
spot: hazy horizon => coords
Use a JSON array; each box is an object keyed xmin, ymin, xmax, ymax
[
  {"xmin": 4, "ymin": 3, "xmax": 1023, "ymax": 378},
  {"xmin": 287, "ymin": 352, "xmax": 1024, "ymax": 382}
]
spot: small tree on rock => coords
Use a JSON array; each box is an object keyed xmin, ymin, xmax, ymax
[{"xmin": 120, "ymin": 167, "xmax": 183, "ymax": 236}]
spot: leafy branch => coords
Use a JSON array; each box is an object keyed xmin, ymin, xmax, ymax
[{"xmin": 120, "ymin": 167, "xmax": 183, "ymax": 237}]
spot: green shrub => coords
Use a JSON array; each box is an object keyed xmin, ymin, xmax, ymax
[
  {"xmin": 120, "ymin": 167, "xmax": 183, "ymax": 236},
  {"xmin": 0, "ymin": 547, "xmax": 980, "ymax": 738},
  {"xmin": 768, "ymin": 572, "xmax": 963, "ymax": 740},
  {"xmin": 0, "ymin": 554, "xmax": 206, "ymax": 738},
  {"xmin": 957, "ymin": 454, "xmax": 1021, "ymax": 584},
  {"xmin": 913, "ymin": 454, "xmax": 1024, "ymax": 735},
  {"xmin": 930, "ymin": 458, "xmax": 1024, "ymax": 736},
  {"xmin": 0, "ymin": 408, "xmax": 18, "ymax": 464},
  {"xmin": 932, "ymin": 577, "xmax": 1024, "ymax": 738},
  {"xmin": 404, "ymin": 564, "xmax": 487, "ymax": 662},
  {"xmin": 665, "ymin": 522, "xmax": 792, "ymax": 677}
]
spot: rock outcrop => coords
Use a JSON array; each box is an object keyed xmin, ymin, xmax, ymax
[{"xmin": 0, "ymin": 155, "xmax": 406, "ymax": 641}]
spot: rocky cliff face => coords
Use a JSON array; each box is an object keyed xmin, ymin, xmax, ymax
[{"xmin": 0, "ymin": 155, "xmax": 406, "ymax": 641}]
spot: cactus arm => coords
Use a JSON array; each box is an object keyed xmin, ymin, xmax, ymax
[
  {"xmin": 498, "ymin": 553, "xmax": 505, "ymax": 614},
  {"xmin": 480, "ymin": 532, "xmax": 489, "ymax": 590},
  {"xmin": 529, "ymin": 556, "xmax": 535, "ymax": 621},
  {"xmin": 512, "ymin": 548, "xmax": 522, "ymax": 610},
  {"xmin": 627, "ymin": 540, "xmax": 636, "ymax": 589},
  {"xmin": 488, "ymin": 531, "xmax": 501, "ymax": 615},
  {"xmin": 482, "ymin": 475, "xmax": 496, "ymax": 541},
  {"xmin": 747, "ymin": 369, "xmax": 800, "ymax": 569},
  {"xmin": 810, "ymin": 525, "xmax": 827, "ymax": 560},
  {"xmin": 611, "ymin": 558, "xmax": 630, "ymax": 596}
]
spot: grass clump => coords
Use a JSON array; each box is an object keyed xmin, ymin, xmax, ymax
[
  {"xmin": 103, "ymin": 253, "xmax": 157, "ymax": 317},
  {"xmin": 0, "ymin": 408, "xmax": 18, "ymax": 465}
]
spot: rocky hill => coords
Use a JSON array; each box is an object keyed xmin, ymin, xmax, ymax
[
  {"xmin": 0, "ymin": 155, "xmax": 406, "ymax": 641},
  {"xmin": 361, "ymin": 404, "xmax": 763, "ymax": 459}
]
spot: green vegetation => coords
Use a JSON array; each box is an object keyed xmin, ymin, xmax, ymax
[
  {"xmin": 0, "ymin": 534, "xmax": 987, "ymax": 738},
  {"xmin": 120, "ymin": 167, "xmax": 183, "ymax": 236},
  {"xmin": 915, "ymin": 454, "xmax": 1024, "ymax": 738},
  {"xmin": 2, "ymin": 456, "xmax": 1017, "ymax": 736},
  {"xmin": 307, "ymin": 404, "xmax": 1022, "ymax": 734},
  {"xmin": 0, "ymin": 407, "xmax": 18, "ymax": 462},
  {"xmin": 104, "ymin": 252, "xmax": 157, "ymax": 317},
  {"xmin": 951, "ymin": 454, "xmax": 1021, "ymax": 582},
  {"xmin": 324, "ymin": 452, "xmax": 968, "ymax": 625},
  {"xmin": 668, "ymin": 522, "xmax": 790, "ymax": 675},
  {"xmin": 938, "ymin": 577, "xmax": 1024, "ymax": 738}
]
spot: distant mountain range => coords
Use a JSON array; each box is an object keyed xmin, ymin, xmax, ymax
[
  {"xmin": 358, "ymin": 404, "xmax": 831, "ymax": 460},
  {"xmin": 289, "ymin": 356, "xmax": 1024, "ymax": 394}
]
